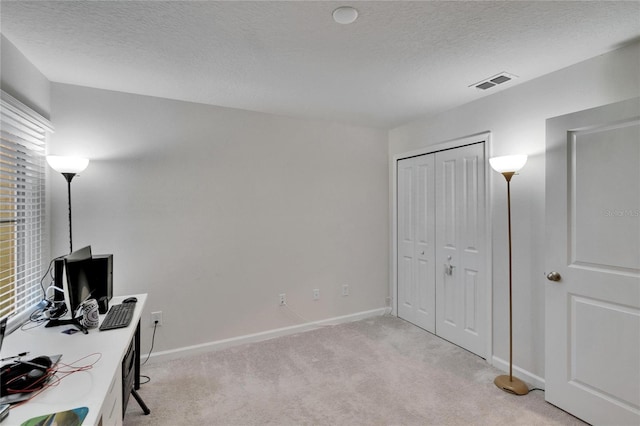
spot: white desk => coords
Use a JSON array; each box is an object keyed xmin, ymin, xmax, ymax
[{"xmin": 2, "ymin": 294, "xmax": 148, "ymax": 426}]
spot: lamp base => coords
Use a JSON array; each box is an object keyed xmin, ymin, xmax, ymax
[{"xmin": 494, "ymin": 375, "xmax": 529, "ymax": 395}]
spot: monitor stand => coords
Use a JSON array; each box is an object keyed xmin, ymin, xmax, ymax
[{"xmin": 45, "ymin": 317, "xmax": 88, "ymax": 334}]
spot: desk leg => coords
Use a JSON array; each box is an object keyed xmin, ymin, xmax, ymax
[
  {"xmin": 135, "ymin": 320, "xmax": 141, "ymax": 390},
  {"xmin": 132, "ymin": 389, "xmax": 151, "ymax": 415},
  {"xmin": 133, "ymin": 319, "xmax": 150, "ymax": 415}
]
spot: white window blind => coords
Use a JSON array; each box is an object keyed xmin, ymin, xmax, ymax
[{"xmin": 0, "ymin": 91, "xmax": 52, "ymax": 320}]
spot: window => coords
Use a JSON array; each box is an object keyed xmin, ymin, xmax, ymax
[{"xmin": 0, "ymin": 91, "xmax": 51, "ymax": 321}]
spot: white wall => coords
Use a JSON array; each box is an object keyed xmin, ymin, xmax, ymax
[
  {"xmin": 389, "ymin": 42, "xmax": 640, "ymax": 382},
  {"xmin": 0, "ymin": 34, "xmax": 50, "ymax": 118},
  {"xmin": 49, "ymin": 84, "xmax": 389, "ymax": 353}
]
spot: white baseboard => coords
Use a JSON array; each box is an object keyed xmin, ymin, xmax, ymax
[
  {"xmin": 147, "ymin": 307, "xmax": 391, "ymax": 364},
  {"xmin": 491, "ymin": 355, "xmax": 545, "ymax": 390}
]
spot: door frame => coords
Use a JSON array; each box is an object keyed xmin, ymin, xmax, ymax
[{"xmin": 391, "ymin": 131, "xmax": 493, "ymax": 361}]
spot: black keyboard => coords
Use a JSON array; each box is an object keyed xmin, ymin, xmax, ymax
[{"xmin": 99, "ymin": 303, "xmax": 135, "ymax": 331}]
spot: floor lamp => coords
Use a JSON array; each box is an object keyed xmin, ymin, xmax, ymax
[
  {"xmin": 489, "ymin": 154, "xmax": 529, "ymax": 396},
  {"xmin": 46, "ymin": 155, "xmax": 90, "ymax": 253}
]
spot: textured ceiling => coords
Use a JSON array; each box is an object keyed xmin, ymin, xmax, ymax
[{"xmin": 1, "ymin": 1, "xmax": 639, "ymax": 129}]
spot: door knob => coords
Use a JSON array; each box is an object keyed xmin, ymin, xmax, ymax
[{"xmin": 546, "ymin": 271, "xmax": 562, "ymax": 282}]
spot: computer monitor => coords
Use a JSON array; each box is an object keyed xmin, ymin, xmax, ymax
[
  {"xmin": 52, "ymin": 254, "xmax": 113, "ymax": 304},
  {"xmin": 63, "ymin": 246, "xmax": 95, "ymax": 318}
]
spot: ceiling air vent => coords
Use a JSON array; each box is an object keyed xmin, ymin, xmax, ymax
[{"xmin": 470, "ymin": 72, "xmax": 518, "ymax": 91}]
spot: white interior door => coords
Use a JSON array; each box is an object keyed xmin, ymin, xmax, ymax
[
  {"xmin": 435, "ymin": 143, "xmax": 486, "ymax": 357},
  {"xmin": 397, "ymin": 155, "xmax": 436, "ymax": 333},
  {"xmin": 545, "ymin": 98, "xmax": 640, "ymax": 425}
]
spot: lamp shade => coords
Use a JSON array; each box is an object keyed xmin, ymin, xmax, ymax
[
  {"xmin": 46, "ymin": 155, "xmax": 89, "ymax": 174},
  {"xmin": 489, "ymin": 155, "xmax": 527, "ymax": 173}
]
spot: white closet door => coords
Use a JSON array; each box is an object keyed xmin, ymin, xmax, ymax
[
  {"xmin": 435, "ymin": 143, "xmax": 486, "ymax": 357},
  {"xmin": 397, "ymin": 155, "xmax": 436, "ymax": 333}
]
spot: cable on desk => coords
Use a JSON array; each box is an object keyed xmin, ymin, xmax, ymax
[
  {"xmin": 9, "ymin": 352, "xmax": 102, "ymax": 410},
  {"xmin": 56, "ymin": 352, "xmax": 102, "ymax": 374},
  {"xmin": 3, "ymin": 363, "xmax": 56, "ymax": 396},
  {"xmin": 21, "ymin": 310, "xmax": 48, "ymax": 331}
]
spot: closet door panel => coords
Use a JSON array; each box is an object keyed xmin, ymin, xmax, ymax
[
  {"xmin": 397, "ymin": 158, "xmax": 415, "ymax": 322},
  {"xmin": 435, "ymin": 143, "xmax": 486, "ymax": 357},
  {"xmin": 414, "ymin": 157, "xmax": 436, "ymax": 330},
  {"xmin": 397, "ymin": 156, "xmax": 435, "ymax": 333}
]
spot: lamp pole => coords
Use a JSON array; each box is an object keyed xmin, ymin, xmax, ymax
[
  {"xmin": 62, "ymin": 172, "xmax": 77, "ymax": 253},
  {"xmin": 504, "ymin": 171, "xmax": 515, "ymax": 382}
]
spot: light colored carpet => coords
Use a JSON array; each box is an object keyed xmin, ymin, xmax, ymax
[{"xmin": 124, "ymin": 315, "xmax": 585, "ymax": 425}]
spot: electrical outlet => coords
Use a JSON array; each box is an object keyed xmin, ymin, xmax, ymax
[
  {"xmin": 151, "ymin": 311, "xmax": 163, "ymax": 327},
  {"xmin": 313, "ymin": 288, "xmax": 320, "ymax": 300},
  {"xmin": 279, "ymin": 293, "xmax": 286, "ymax": 305},
  {"xmin": 342, "ymin": 284, "xmax": 349, "ymax": 296}
]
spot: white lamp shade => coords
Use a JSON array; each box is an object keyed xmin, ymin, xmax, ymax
[
  {"xmin": 46, "ymin": 155, "xmax": 90, "ymax": 174},
  {"xmin": 489, "ymin": 155, "xmax": 528, "ymax": 173}
]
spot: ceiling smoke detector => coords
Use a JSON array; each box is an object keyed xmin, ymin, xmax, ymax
[
  {"xmin": 470, "ymin": 72, "xmax": 518, "ymax": 91},
  {"xmin": 333, "ymin": 6, "xmax": 358, "ymax": 24}
]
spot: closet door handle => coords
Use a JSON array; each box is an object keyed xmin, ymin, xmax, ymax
[{"xmin": 445, "ymin": 256, "xmax": 455, "ymax": 275}]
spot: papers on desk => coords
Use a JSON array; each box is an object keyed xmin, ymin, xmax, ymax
[{"xmin": 20, "ymin": 406, "xmax": 88, "ymax": 426}]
